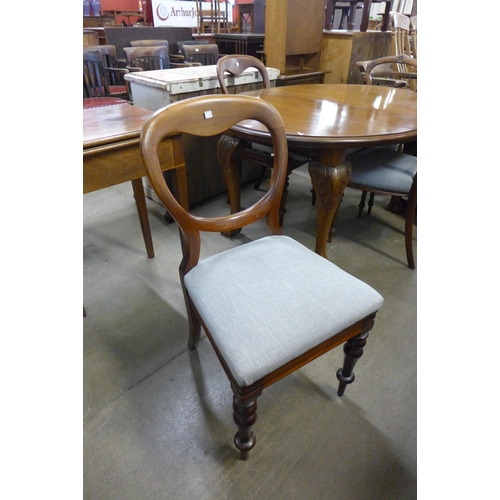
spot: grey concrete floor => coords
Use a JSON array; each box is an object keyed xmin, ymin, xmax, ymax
[{"xmin": 83, "ymin": 165, "xmax": 417, "ymax": 499}]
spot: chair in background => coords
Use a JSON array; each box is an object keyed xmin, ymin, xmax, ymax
[
  {"xmin": 83, "ymin": 49, "xmax": 130, "ymax": 108},
  {"xmin": 124, "ymin": 45, "xmax": 171, "ymax": 71},
  {"xmin": 391, "ymin": 11, "xmax": 412, "ymax": 57},
  {"xmin": 182, "ymin": 43, "xmax": 220, "ymax": 66},
  {"xmin": 325, "ymin": 0, "xmax": 392, "ymax": 31},
  {"xmin": 130, "ymin": 39, "xmax": 169, "ymax": 47},
  {"xmin": 324, "ymin": 1, "xmax": 363, "ymax": 30},
  {"xmin": 175, "ymin": 39, "xmax": 210, "ymax": 56},
  {"xmin": 140, "ymin": 93, "xmax": 384, "ymax": 460},
  {"xmin": 124, "ymin": 46, "xmax": 200, "ymax": 73},
  {"xmin": 346, "ymin": 54, "xmax": 417, "ymax": 269},
  {"xmin": 357, "ymin": 10, "xmax": 416, "ymax": 88},
  {"xmin": 216, "ymin": 55, "xmax": 310, "ymax": 226},
  {"xmin": 84, "ymin": 45, "xmax": 129, "ymax": 99},
  {"xmin": 358, "ymin": 53, "xmax": 417, "ymax": 89},
  {"xmin": 410, "ymin": 15, "xmax": 417, "ymax": 59}
]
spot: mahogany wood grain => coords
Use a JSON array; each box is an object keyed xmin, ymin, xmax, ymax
[{"xmin": 228, "ymin": 84, "xmax": 417, "ymax": 258}]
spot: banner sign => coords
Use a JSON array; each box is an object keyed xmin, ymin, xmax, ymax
[{"xmin": 151, "ymin": 0, "xmax": 232, "ymax": 28}]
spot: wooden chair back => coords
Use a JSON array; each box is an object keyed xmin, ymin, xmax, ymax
[
  {"xmin": 364, "ymin": 54, "xmax": 417, "ymax": 90},
  {"xmin": 410, "ymin": 15, "xmax": 417, "ymax": 59},
  {"xmin": 216, "ymin": 55, "xmax": 270, "ymax": 94},
  {"xmin": 175, "ymin": 39, "xmax": 210, "ymax": 55},
  {"xmin": 140, "ymin": 94, "xmax": 288, "ymax": 275},
  {"xmin": 84, "ymin": 44, "xmax": 124, "ymax": 86},
  {"xmin": 83, "ymin": 49, "xmax": 110, "ymax": 98},
  {"xmin": 182, "ymin": 44, "xmax": 219, "ymax": 66},
  {"xmin": 130, "ymin": 39, "xmax": 169, "ymax": 49},
  {"xmin": 391, "ymin": 11, "xmax": 413, "ymax": 61},
  {"xmin": 123, "ymin": 46, "xmax": 170, "ymax": 71}
]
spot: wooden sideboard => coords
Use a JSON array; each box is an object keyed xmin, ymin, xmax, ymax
[{"xmin": 320, "ymin": 30, "xmax": 392, "ymax": 84}]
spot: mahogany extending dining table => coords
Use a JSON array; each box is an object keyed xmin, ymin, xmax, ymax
[
  {"xmin": 83, "ymin": 104, "xmax": 188, "ymax": 258},
  {"xmin": 220, "ymin": 83, "xmax": 417, "ymax": 258}
]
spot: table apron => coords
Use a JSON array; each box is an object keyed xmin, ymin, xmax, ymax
[{"xmin": 83, "ymin": 138, "xmax": 180, "ymax": 194}]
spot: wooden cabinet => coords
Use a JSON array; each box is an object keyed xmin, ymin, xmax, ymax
[
  {"xmin": 264, "ymin": 0, "xmax": 327, "ymax": 85},
  {"xmin": 320, "ymin": 30, "xmax": 392, "ymax": 84}
]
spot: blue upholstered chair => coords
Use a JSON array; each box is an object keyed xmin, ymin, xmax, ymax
[
  {"xmin": 347, "ymin": 55, "xmax": 417, "ymax": 269},
  {"xmin": 140, "ymin": 94, "xmax": 384, "ymax": 460}
]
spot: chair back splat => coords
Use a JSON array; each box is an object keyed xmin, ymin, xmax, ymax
[
  {"xmin": 140, "ymin": 94, "xmax": 384, "ymax": 460},
  {"xmin": 124, "ymin": 45, "xmax": 171, "ymax": 71}
]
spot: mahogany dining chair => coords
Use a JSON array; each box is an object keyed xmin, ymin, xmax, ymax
[
  {"xmin": 347, "ymin": 55, "xmax": 417, "ymax": 268},
  {"xmin": 140, "ymin": 94, "xmax": 384, "ymax": 459},
  {"xmin": 216, "ymin": 54, "xmax": 310, "ymax": 226}
]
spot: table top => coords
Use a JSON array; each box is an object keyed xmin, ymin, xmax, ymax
[
  {"xmin": 83, "ymin": 104, "xmax": 153, "ymax": 149},
  {"xmin": 232, "ymin": 84, "xmax": 417, "ymax": 149}
]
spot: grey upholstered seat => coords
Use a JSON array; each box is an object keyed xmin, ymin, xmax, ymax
[
  {"xmin": 346, "ymin": 145, "xmax": 417, "ymax": 269},
  {"xmin": 348, "ymin": 147, "xmax": 416, "ymax": 194},
  {"xmin": 185, "ymin": 235, "xmax": 383, "ymax": 386}
]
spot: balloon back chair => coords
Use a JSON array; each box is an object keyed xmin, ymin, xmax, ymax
[
  {"xmin": 140, "ymin": 94, "xmax": 384, "ymax": 459},
  {"xmin": 347, "ymin": 54, "xmax": 417, "ymax": 269},
  {"xmin": 216, "ymin": 54, "xmax": 310, "ymax": 226}
]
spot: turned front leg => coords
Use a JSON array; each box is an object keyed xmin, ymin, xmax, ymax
[
  {"xmin": 308, "ymin": 159, "xmax": 351, "ymax": 258},
  {"xmin": 232, "ymin": 394, "xmax": 258, "ymax": 460},
  {"xmin": 337, "ymin": 331, "xmax": 369, "ymax": 396}
]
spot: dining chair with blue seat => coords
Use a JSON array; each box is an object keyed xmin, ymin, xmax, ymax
[
  {"xmin": 140, "ymin": 93, "xmax": 385, "ymax": 460},
  {"xmin": 346, "ymin": 54, "xmax": 417, "ymax": 269}
]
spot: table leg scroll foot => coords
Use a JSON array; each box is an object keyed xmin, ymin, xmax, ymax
[{"xmin": 308, "ymin": 161, "xmax": 351, "ymax": 258}]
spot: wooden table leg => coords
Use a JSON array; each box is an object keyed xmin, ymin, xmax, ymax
[
  {"xmin": 218, "ymin": 134, "xmax": 247, "ymax": 238},
  {"xmin": 131, "ymin": 178, "xmax": 155, "ymax": 258},
  {"xmin": 308, "ymin": 150, "xmax": 351, "ymax": 258}
]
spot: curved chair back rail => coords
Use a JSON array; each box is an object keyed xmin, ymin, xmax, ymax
[
  {"xmin": 364, "ymin": 54, "xmax": 417, "ymax": 85},
  {"xmin": 216, "ymin": 54, "xmax": 309, "ymax": 226},
  {"xmin": 141, "ymin": 95, "xmax": 288, "ymax": 251},
  {"xmin": 216, "ymin": 54, "xmax": 270, "ymax": 94}
]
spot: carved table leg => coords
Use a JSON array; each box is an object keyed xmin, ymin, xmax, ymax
[
  {"xmin": 233, "ymin": 394, "xmax": 258, "ymax": 460},
  {"xmin": 308, "ymin": 156, "xmax": 351, "ymax": 258},
  {"xmin": 336, "ymin": 331, "xmax": 369, "ymax": 396},
  {"xmin": 217, "ymin": 134, "xmax": 248, "ymax": 238}
]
